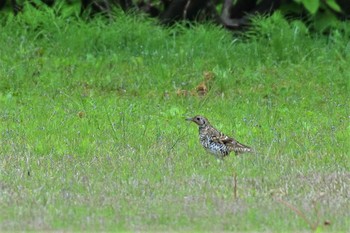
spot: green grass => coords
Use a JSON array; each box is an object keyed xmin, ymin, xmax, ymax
[{"xmin": 0, "ymin": 6, "xmax": 349, "ymax": 232}]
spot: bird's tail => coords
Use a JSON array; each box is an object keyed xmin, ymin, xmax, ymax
[{"xmin": 232, "ymin": 142, "xmax": 253, "ymax": 155}]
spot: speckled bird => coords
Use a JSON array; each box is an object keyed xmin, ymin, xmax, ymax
[{"xmin": 186, "ymin": 115, "xmax": 252, "ymax": 159}]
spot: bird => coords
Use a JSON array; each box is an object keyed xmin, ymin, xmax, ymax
[{"xmin": 186, "ymin": 115, "xmax": 252, "ymax": 159}]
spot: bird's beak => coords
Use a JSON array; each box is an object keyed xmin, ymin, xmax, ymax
[{"xmin": 185, "ymin": 117, "xmax": 193, "ymax": 121}]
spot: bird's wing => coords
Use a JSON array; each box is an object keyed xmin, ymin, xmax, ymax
[
  {"xmin": 211, "ymin": 132, "xmax": 233, "ymax": 144},
  {"xmin": 213, "ymin": 133, "xmax": 252, "ymax": 153}
]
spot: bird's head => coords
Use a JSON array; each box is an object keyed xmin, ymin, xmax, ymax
[{"xmin": 186, "ymin": 115, "xmax": 209, "ymax": 127}]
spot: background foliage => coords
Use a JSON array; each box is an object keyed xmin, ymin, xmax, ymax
[{"xmin": 1, "ymin": 0, "xmax": 350, "ymax": 32}]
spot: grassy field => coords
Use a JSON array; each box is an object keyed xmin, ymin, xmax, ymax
[{"xmin": 0, "ymin": 6, "xmax": 349, "ymax": 232}]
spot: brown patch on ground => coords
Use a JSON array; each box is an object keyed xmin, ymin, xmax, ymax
[{"xmin": 175, "ymin": 71, "xmax": 215, "ymax": 97}]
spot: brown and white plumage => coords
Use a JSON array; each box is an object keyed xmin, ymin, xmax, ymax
[{"xmin": 186, "ymin": 115, "xmax": 252, "ymax": 158}]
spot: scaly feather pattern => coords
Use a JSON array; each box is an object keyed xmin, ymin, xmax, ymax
[{"xmin": 186, "ymin": 115, "xmax": 252, "ymax": 159}]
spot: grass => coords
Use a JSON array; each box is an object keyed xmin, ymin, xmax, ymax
[{"xmin": 0, "ymin": 5, "xmax": 349, "ymax": 232}]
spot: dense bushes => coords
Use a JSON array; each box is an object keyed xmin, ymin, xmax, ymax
[{"xmin": 1, "ymin": 0, "xmax": 349, "ymax": 32}]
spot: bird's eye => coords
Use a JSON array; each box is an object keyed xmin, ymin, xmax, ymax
[{"xmin": 196, "ymin": 117, "xmax": 200, "ymax": 121}]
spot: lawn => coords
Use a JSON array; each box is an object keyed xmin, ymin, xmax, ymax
[{"xmin": 0, "ymin": 6, "xmax": 349, "ymax": 232}]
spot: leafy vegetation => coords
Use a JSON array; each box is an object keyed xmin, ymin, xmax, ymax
[
  {"xmin": 1, "ymin": 0, "xmax": 350, "ymax": 33},
  {"xmin": 0, "ymin": 7, "xmax": 349, "ymax": 232}
]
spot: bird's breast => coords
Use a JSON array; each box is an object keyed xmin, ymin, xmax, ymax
[{"xmin": 199, "ymin": 134, "xmax": 229, "ymax": 156}]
